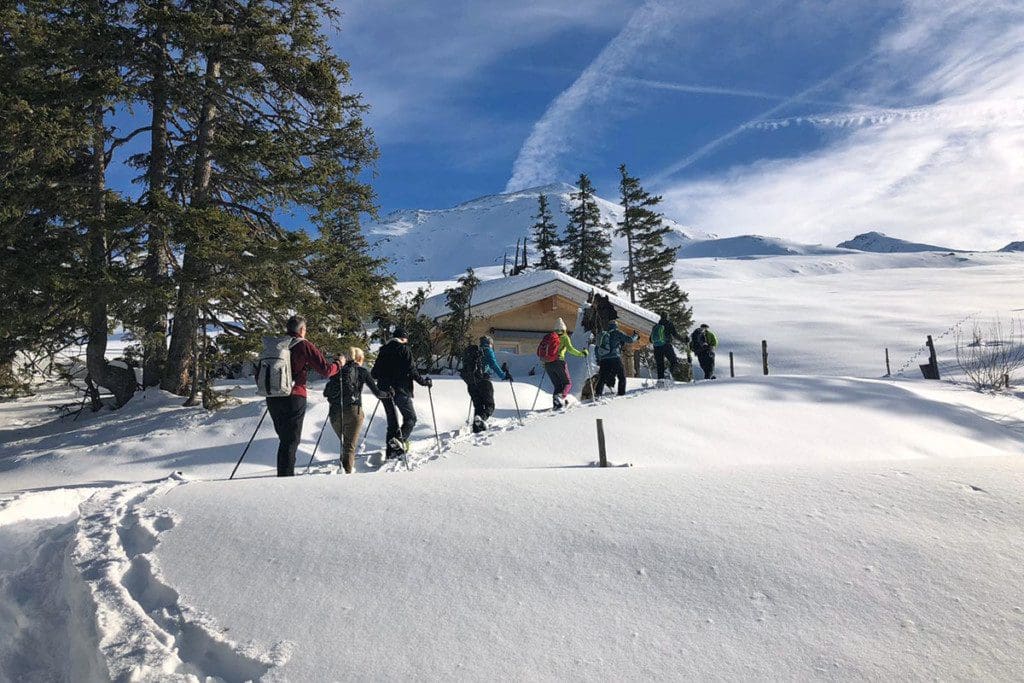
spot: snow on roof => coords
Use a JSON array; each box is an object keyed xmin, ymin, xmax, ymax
[{"xmin": 419, "ymin": 269, "xmax": 659, "ymax": 324}]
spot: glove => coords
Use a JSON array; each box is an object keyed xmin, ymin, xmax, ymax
[
  {"xmin": 418, "ymin": 376, "xmax": 433, "ymax": 388},
  {"xmin": 583, "ymin": 349, "xmax": 589, "ymax": 357}
]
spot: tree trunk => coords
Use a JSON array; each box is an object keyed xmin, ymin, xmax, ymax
[
  {"xmin": 141, "ymin": 14, "xmax": 170, "ymax": 387},
  {"xmin": 162, "ymin": 54, "xmax": 220, "ymax": 396},
  {"xmin": 625, "ymin": 230, "xmax": 636, "ymax": 303},
  {"xmin": 84, "ymin": 103, "xmax": 135, "ymax": 408}
]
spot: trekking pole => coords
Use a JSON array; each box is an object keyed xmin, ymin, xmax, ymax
[
  {"xmin": 508, "ymin": 376, "xmax": 523, "ymax": 424},
  {"xmin": 530, "ymin": 372, "xmax": 546, "ymax": 411},
  {"xmin": 357, "ymin": 399, "xmax": 380, "ymax": 455},
  {"xmin": 465, "ymin": 397, "xmax": 474, "ymax": 426},
  {"xmin": 304, "ymin": 407, "xmax": 331, "ymax": 474},
  {"xmin": 427, "ymin": 384, "xmax": 442, "ymax": 454},
  {"xmin": 584, "ymin": 342, "xmax": 597, "ymax": 402},
  {"xmin": 229, "ymin": 406, "xmax": 268, "ymax": 480}
]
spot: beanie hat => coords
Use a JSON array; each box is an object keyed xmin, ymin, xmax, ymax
[
  {"xmin": 700, "ymin": 323, "xmax": 709, "ymax": 329},
  {"xmin": 607, "ymin": 320, "xmax": 618, "ymax": 330},
  {"xmin": 479, "ymin": 335, "xmax": 493, "ymax": 347},
  {"xmin": 392, "ymin": 326, "xmax": 408, "ymax": 339},
  {"xmin": 555, "ymin": 318, "xmax": 567, "ymax": 332}
]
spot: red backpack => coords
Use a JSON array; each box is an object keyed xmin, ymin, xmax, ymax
[{"xmin": 536, "ymin": 332, "xmax": 561, "ymax": 363}]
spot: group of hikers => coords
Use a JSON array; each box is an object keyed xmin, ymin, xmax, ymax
[{"xmin": 257, "ymin": 313, "xmax": 718, "ymax": 477}]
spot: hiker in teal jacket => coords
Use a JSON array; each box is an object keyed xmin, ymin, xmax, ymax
[
  {"xmin": 651, "ymin": 313, "xmax": 687, "ymax": 380},
  {"xmin": 595, "ymin": 321, "xmax": 639, "ymax": 397}
]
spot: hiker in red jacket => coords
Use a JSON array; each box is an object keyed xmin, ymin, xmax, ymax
[{"xmin": 266, "ymin": 315, "xmax": 342, "ymax": 476}]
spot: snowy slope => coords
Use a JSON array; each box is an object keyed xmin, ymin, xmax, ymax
[
  {"xmin": 999, "ymin": 240, "xmax": 1024, "ymax": 252},
  {"xmin": 677, "ymin": 234, "xmax": 854, "ymax": 258},
  {"xmin": 838, "ymin": 231, "xmax": 955, "ymax": 253},
  {"xmin": 367, "ymin": 182, "xmax": 712, "ymax": 280}
]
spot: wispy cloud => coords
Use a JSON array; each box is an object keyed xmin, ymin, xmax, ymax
[
  {"xmin": 505, "ymin": 1, "xmax": 725, "ymax": 191},
  {"xmin": 656, "ymin": 1, "xmax": 1024, "ymax": 249}
]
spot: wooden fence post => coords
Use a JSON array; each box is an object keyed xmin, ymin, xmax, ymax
[
  {"xmin": 920, "ymin": 335, "xmax": 940, "ymax": 380},
  {"xmin": 885, "ymin": 348, "xmax": 891, "ymax": 377},
  {"xmin": 729, "ymin": 352, "xmax": 735, "ymax": 378},
  {"xmin": 1004, "ymin": 373, "xmax": 1010, "ymax": 389},
  {"xmin": 761, "ymin": 340, "xmax": 769, "ymax": 376},
  {"xmin": 596, "ymin": 419, "xmax": 608, "ymax": 468}
]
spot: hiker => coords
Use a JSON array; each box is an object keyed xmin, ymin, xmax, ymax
[
  {"xmin": 594, "ymin": 320, "xmax": 639, "ymax": 397},
  {"xmin": 690, "ymin": 323, "xmax": 719, "ymax": 380},
  {"xmin": 651, "ymin": 312, "xmax": 687, "ymax": 380},
  {"xmin": 324, "ymin": 347, "xmax": 389, "ymax": 474},
  {"xmin": 371, "ymin": 326, "xmax": 432, "ymax": 459},
  {"xmin": 461, "ymin": 336, "xmax": 510, "ymax": 433},
  {"xmin": 536, "ymin": 317, "xmax": 587, "ymax": 409},
  {"xmin": 259, "ymin": 315, "xmax": 342, "ymax": 477}
]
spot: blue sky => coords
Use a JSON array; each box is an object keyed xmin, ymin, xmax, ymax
[{"xmin": 337, "ymin": 0, "xmax": 1024, "ymax": 249}]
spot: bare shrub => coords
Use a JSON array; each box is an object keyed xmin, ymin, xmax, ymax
[{"xmin": 954, "ymin": 317, "xmax": 1024, "ymax": 390}]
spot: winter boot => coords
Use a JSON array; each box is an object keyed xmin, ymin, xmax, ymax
[{"xmin": 472, "ymin": 415, "xmax": 487, "ymax": 433}]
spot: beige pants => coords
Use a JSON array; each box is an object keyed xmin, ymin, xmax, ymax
[{"xmin": 329, "ymin": 404, "xmax": 364, "ymax": 474}]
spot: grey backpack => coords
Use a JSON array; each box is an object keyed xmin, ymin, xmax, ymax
[{"xmin": 255, "ymin": 336, "xmax": 300, "ymax": 397}]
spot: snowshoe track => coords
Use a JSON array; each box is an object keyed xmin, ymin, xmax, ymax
[{"xmin": 72, "ymin": 477, "xmax": 285, "ymax": 681}]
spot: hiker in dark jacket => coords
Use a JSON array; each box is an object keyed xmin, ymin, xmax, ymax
[
  {"xmin": 594, "ymin": 321, "xmax": 639, "ymax": 397},
  {"xmin": 325, "ymin": 347, "xmax": 388, "ymax": 474},
  {"xmin": 371, "ymin": 327, "xmax": 432, "ymax": 459},
  {"xmin": 268, "ymin": 315, "xmax": 342, "ymax": 477},
  {"xmin": 650, "ymin": 313, "xmax": 687, "ymax": 380},
  {"xmin": 690, "ymin": 323, "xmax": 719, "ymax": 380},
  {"xmin": 461, "ymin": 336, "xmax": 510, "ymax": 433}
]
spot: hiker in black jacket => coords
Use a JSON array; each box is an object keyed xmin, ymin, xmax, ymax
[
  {"xmin": 371, "ymin": 327, "xmax": 432, "ymax": 459},
  {"xmin": 650, "ymin": 312, "xmax": 687, "ymax": 380},
  {"xmin": 324, "ymin": 347, "xmax": 389, "ymax": 474}
]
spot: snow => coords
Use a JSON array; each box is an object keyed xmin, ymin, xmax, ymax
[
  {"xmin": 367, "ymin": 183, "xmax": 710, "ymax": 281},
  {"xmin": 838, "ymin": 231, "xmax": 955, "ymax": 253},
  {"xmin": 3, "ymin": 250, "xmax": 1024, "ymax": 679},
  {"xmin": 677, "ymin": 234, "xmax": 854, "ymax": 258}
]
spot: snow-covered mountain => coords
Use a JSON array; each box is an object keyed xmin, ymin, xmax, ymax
[
  {"xmin": 677, "ymin": 235, "xmax": 854, "ymax": 259},
  {"xmin": 837, "ymin": 231, "xmax": 954, "ymax": 253},
  {"xmin": 367, "ymin": 182, "xmax": 712, "ymax": 280},
  {"xmin": 999, "ymin": 241, "xmax": 1024, "ymax": 252}
]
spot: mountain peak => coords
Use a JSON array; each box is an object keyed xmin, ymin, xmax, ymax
[{"xmin": 837, "ymin": 232, "xmax": 954, "ymax": 253}]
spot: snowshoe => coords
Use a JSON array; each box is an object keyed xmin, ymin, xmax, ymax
[{"xmin": 472, "ymin": 415, "xmax": 487, "ymax": 433}]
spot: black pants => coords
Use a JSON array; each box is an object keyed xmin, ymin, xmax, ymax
[
  {"xmin": 266, "ymin": 394, "xmax": 306, "ymax": 477},
  {"xmin": 467, "ymin": 379, "xmax": 495, "ymax": 430},
  {"xmin": 382, "ymin": 389, "xmax": 416, "ymax": 454},
  {"xmin": 595, "ymin": 357, "xmax": 627, "ymax": 396},
  {"xmin": 653, "ymin": 345, "xmax": 679, "ymax": 380},
  {"xmin": 697, "ymin": 350, "xmax": 716, "ymax": 379},
  {"xmin": 544, "ymin": 360, "xmax": 571, "ymax": 405}
]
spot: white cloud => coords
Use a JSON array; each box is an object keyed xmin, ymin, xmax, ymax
[{"xmin": 656, "ymin": 2, "xmax": 1024, "ymax": 249}]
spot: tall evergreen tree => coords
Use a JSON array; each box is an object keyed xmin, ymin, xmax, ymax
[
  {"xmin": 616, "ymin": 164, "xmax": 691, "ymax": 331},
  {"xmin": 562, "ymin": 174, "xmax": 612, "ymax": 288},
  {"xmin": 531, "ymin": 193, "xmax": 561, "ymax": 271},
  {"xmin": 440, "ymin": 268, "xmax": 480, "ymax": 365}
]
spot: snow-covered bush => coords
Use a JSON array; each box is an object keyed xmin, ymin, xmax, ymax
[{"xmin": 954, "ymin": 317, "xmax": 1024, "ymax": 390}]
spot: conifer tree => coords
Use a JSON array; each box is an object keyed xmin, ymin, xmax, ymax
[
  {"xmin": 531, "ymin": 194, "xmax": 561, "ymax": 271},
  {"xmin": 562, "ymin": 174, "xmax": 612, "ymax": 288},
  {"xmin": 440, "ymin": 269, "xmax": 480, "ymax": 365},
  {"xmin": 616, "ymin": 164, "xmax": 691, "ymax": 331}
]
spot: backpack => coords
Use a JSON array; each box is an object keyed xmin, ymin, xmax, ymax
[
  {"xmin": 691, "ymin": 328, "xmax": 708, "ymax": 351},
  {"xmin": 460, "ymin": 345, "xmax": 485, "ymax": 384},
  {"xmin": 536, "ymin": 332, "xmax": 561, "ymax": 363},
  {"xmin": 255, "ymin": 336, "xmax": 300, "ymax": 397},
  {"xmin": 652, "ymin": 323, "xmax": 667, "ymax": 346},
  {"xmin": 597, "ymin": 331, "xmax": 613, "ymax": 358}
]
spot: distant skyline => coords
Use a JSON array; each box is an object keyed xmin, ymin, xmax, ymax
[{"xmin": 337, "ymin": 1, "xmax": 1024, "ymax": 250}]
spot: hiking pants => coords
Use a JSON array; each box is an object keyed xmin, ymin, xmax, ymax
[
  {"xmin": 383, "ymin": 389, "xmax": 416, "ymax": 449},
  {"xmin": 266, "ymin": 394, "xmax": 306, "ymax": 477},
  {"xmin": 467, "ymin": 379, "xmax": 495, "ymax": 428},
  {"xmin": 697, "ymin": 350, "xmax": 716, "ymax": 379},
  {"xmin": 653, "ymin": 345, "xmax": 679, "ymax": 380},
  {"xmin": 595, "ymin": 357, "xmax": 627, "ymax": 397},
  {"xmin": 329, "ymin": 404, "xmax": 364, "ymax": 474},
  {"xmin": 544, "ymin": 360, "xmax": 572, "ymax": 404}
]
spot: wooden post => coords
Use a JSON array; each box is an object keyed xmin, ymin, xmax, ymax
[
  {"xmin": 596, "ymin": 419, "xmax": 608, "ymax": 468},
  {"xmin": 1003, "ymin": 373, "xmax": 1010, "ymax": 389},
  {"xmin": 729, "ymin": 351, "xmax": 735, "ymax": 378},
  {"xmin": 924, "ymin": 335, "xmax": 940, "ymax": 380},
  {"xmin": 761, "ymin": 340, "xmax": 769, "ymax": 376},
  {"xmin": 885, "ymin": 348, "xmax": 891, "ymax": 377}
]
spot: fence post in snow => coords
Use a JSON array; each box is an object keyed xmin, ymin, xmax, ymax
[
  {"xmin": 729, "ymin": 352, "xmax": 735, "ymax": 378},
  {"xmin": 885, "ymin": 348, "xmax": 891, "ymax": 377},
  {"xmin": 920, "ymin": 335, "xmax": 940, "ymax": 380},
  {"xmin": 761, "ymin": 340, "xmax": 769, "ymax": 376},
  {"xmin": 1004, "ymin": 373, "xmax": 1010, "ymax": 389},
  {"xmin": 596, "ymin": 419, "xmax": 608, "ymax": 468}
]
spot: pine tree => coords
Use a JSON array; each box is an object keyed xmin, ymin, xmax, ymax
[
  {"xmin": 531, "ymin": 194, "xmax": 561, "ymax": 271},
  {"xmin": 616, "ymin": 164, "xmax": 691, "ymax": 332},
  {"xmin": 440, "ymin": 269, "xmax": 480, "ymax": 365},
  {"xmin": 562, "ymin": 174, "xmax": 612, "ymax": 288}
]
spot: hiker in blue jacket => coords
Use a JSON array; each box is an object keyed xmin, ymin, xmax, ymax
[
  {"xmin": 650, "ymin": 312, "xmax": 687, "ymax": 380},
  {"xmin": 594, "ymin": 321, "xmax": 639, "ymax": 397}
]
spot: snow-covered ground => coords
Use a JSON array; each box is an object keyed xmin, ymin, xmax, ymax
[{"xmin": 3, "ymin": 251, "xmax": 1024, "ymax": 680}]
